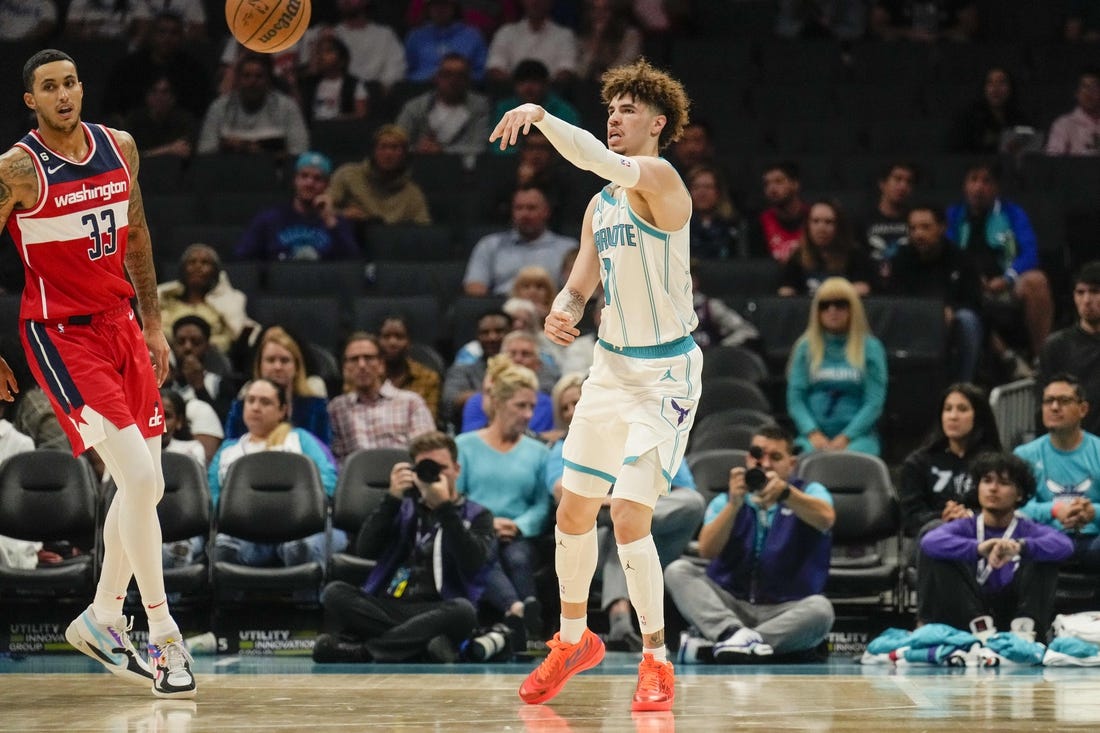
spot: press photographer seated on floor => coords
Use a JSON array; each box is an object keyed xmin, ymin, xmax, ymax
[{"xmin": 313, "ymin": 431, "xmax": 495, "ymax": 664}]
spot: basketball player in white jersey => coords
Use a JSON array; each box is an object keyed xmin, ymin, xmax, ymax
[{"xmin": 490, "ymin": 58, "xmax": 698, "ymax": 712}]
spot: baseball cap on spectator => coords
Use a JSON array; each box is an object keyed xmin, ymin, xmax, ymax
[{"xmin": 295, "ymin": 151, "xmax": 332, "ymax": 176}]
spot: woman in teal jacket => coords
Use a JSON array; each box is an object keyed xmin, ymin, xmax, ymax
[{"xmin": 786, "ymin": 277, "xmax": 888, "ymax": 456}]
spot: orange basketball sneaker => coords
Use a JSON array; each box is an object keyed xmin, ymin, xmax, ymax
[
  {"xmin": 519, "ymin": 628, "xmax": 605, "ymax": 704},
  {"xmin": 632, "ymin": 653, "xmax": 675, "ymax": 712}
]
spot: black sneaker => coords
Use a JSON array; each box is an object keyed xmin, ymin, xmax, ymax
[
  {"xmin": 312, "ymin": 633, "xmax": 372, "ymax": 663},
  {"xmin": 426, "ymin": 634, "xmax": 459, "ymax": 663},
  {"xmin": 522, "ymin": 596, "xmax": 543, "ymax": 641},
  {"xmin": 503, "ymin": 613, "xmax": 527, "ymax": 655}
]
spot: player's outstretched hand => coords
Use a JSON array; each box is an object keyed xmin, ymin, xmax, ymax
[
  {"xmin": 145, "ymin": 328, "xmax": 171, "ymax": 386},
  {"xmin": 544, "ymin": 309, "xmax": 580, "ymax": 346},
  {"xmin": 489, "ymin": 103, "xmax": 546, "ymax": 151},
  {"xmin": 0, "ymin": 356, "xmax": 18, "ymax": 402}
]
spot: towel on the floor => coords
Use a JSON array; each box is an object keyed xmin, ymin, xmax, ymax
[
  {"xmin": 986, "ymin": 632, "xmax": 1045, "ymax": 665},
  {"xmin": 861, "ymin": 624, "xmax": 981, "ymax": 665}
]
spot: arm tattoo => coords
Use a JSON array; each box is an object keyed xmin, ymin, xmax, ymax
[
  {"xmin": 117, "ymin": 133, "xmax": 161, "ymax": 328},
  {"xmin": 552, "ymin": 287, "xmax": 586, "ymax": 326},
  {"xmin": 0, "ymin": 149, "xmax": 37, "ymax": 217}
]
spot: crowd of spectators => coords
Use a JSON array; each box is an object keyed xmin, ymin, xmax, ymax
[{"xmin": 2, "ymin": 0, "xmax": 1100, "ymax": 663}]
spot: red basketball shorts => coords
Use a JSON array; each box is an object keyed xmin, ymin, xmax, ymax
[{"xmin": 20, "ymin": 301, "xmax": 165, "ymax": 456}]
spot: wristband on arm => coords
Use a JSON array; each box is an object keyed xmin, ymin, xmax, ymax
[{"xmin": 534, "ymin": 112, "xmax": 642, "ymax": 189}]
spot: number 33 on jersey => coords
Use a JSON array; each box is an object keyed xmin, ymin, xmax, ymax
[{"xmin": 5, "ymin": 122, "xmax": 136, "ymax": 320}]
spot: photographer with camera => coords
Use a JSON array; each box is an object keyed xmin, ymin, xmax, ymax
[
  {"xmin": 665, "ymin": 424, "xmax": 836, "ymax": 662},
  {"xmin": 313, "ymin": 430, "xmax": 496, "ymax": 663}
]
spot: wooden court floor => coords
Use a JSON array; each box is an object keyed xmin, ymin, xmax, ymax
[{"xmin": 4, "ymin": 653, "xmax": 1100, "ymax": 732}]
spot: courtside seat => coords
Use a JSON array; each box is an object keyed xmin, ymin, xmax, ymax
[
  {"xmin": 0, "ymin": 451, "xmax": 99, "ymax": 599},
  {"xmin": 328, "ymin": 448, "xmax": 409, "ymax": 587},
  {"xmin": 797, "ymin": 451, "xmax": 901, "ymax": 610},
  {"xmin": 212, "ymin": 453, "xmax": 328, "ymax": 600}
]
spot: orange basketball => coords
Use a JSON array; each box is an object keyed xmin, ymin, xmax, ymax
[{"xmin": 226, "ymin": 0, "xmax": 312, "ymax": 54}]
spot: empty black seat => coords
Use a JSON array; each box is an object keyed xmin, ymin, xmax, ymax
[{"xmin": 0, "ymin": 452, "xmax": 99, "ymax": 599}]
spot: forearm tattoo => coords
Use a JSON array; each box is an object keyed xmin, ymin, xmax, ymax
[{"xmin": 552, "ymin": 287, "xmax": 586, "ymax": 326}]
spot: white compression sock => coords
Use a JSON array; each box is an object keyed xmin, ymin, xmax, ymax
[
  {"xmin": 95, "ymin": 425, "xmax": 170, "ymax": 625},
  {"xmin": 555, "ymin": 524, "xmax": 599, "ymax": 606},
  {"xmin": 617, "ymin": 534, "xmax": 664, "ymax": 636}
]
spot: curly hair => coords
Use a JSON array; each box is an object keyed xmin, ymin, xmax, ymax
[
  {"xmin": 600, "ymin": 58, "xmax": 690, "ymax": 150},
  {"xmin": 965, "ymin": 452, "xmax": 1037, "ymax": 509}
]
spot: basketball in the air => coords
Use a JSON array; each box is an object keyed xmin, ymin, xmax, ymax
[{"xmin": 226, "ymin": 0, "xmax": 311, "ymax": 53}]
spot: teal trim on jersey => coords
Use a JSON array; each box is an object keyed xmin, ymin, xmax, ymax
[
  {"xmin": 639, "ymin": 241, "xmax": 661, "ymax": 340},
  {"xmin": 683, "ymin": 348, "xmax": 697, "ymax": 396},
  {"xmin": 598, "ymin": 335, "xmax": 695, "ymax": 359},
  {"xmin": 563, "ymin": 458, "xmax": 617, "ymax": 485},
  {"xmin": 627, "ymin": 204, "xmax": 670, "ymax": 341},
  {"xmin": 624, "ymin": 456, "xmax": 673, "ymax": 490},
  {"xmin": 627, "ymin": 205, "xmax": 667, "ymax": 241},
  {"xmin": 663, "ymin": 233, "xmax": 671, "ymax": 291},
  {"xmin": 600, "ymin": 186, "xmax": 617, "ymax": 206}
]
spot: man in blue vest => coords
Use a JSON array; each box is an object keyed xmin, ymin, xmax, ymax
[
  {"xmin": 665, "ymin": 424, "xmax": 835, "ymax": 662},
  {"xmin": 313, "ymin": 430, "xmax": 495, "ymax": 663}
]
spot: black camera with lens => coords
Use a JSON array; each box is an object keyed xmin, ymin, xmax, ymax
[
  {"xmin": 414, "ymin": 458, "xmax": 443, "ymax": 485},
  {"xmin": 744, "ymin": 445, "xmax": 768, "ymax": 493},
  {"xmin": 405, "ymin": 458, "xmax": 444, "ymax": 498}
]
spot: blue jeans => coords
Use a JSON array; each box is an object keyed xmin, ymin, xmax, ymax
[
  {"xmin": 213, "ymin": 528, "xmax": 348, "ymax": 567},
  {"xmin": 951, "ymin": 307, "xmax": 983, "ymax": 383},
  {"xmin": 480, "ymin": 537, "xmax": 540, "ymax": 613},
  {"xmin": 162, "ymin": 535, "xmax": 206, "ymax": 569}
]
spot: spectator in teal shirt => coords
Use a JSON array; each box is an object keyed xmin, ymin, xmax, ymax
[
  {"xmin": 786, "ymin": 277, "xmax": 888, "ymax": 456},
  {"xmin": 456, "ymin": 359, "xmax": 553, "ymax": 633}
]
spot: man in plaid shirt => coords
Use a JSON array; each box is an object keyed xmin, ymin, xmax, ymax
[{"xmin": 328, "ymin": 332, "xmax": 435, "ymax": 463}]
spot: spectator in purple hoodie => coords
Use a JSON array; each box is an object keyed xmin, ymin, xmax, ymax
[{"xmin": 918, "ymin": 452, "xmax": 1073, "ymax": 638}]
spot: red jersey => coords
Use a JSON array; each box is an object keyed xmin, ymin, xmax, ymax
[
  {"xmin": 6, "ymin": 122, "xmax": 135, "ymax": 320},
  {"xmin": 759, "ymin": 206, "xmax": 806, "ymax": 264}
]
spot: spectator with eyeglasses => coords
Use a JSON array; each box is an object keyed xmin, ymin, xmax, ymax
[
  {"xmin": 786, "ymin": 277, "xmax": 888, "ymax": 457},
  {"xmin": 328, "ymin": 332, "xmax": 435, "ymax": 463},
  {"xmin": 1014, "ymin": 373, "xmax": 1100, "ymax": 569}
]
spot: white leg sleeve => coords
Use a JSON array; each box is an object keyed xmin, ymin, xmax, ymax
[
  {"xmin": 555, "ymin": 525, "xmax": 599, "ymax": 605},
  {"xmin": 617, "ymin": 534, "xmax": 665, "ymax": 636},
  {"xmin": 96, "ymin": 424, "xmax": 169, "ymax": 622},
  {"xmin": 534, "ymin": 112, "xmax": 642, "ymax": 189}
]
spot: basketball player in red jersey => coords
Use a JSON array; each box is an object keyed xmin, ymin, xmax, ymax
[{"xmin": 0, "ymin": 50, "xmax": 195, "ymax": 698}]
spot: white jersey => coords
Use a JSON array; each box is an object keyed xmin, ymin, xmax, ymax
[{"xmin": 591, "ymin": 181, "xmax": 697, "ymax": 348}]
